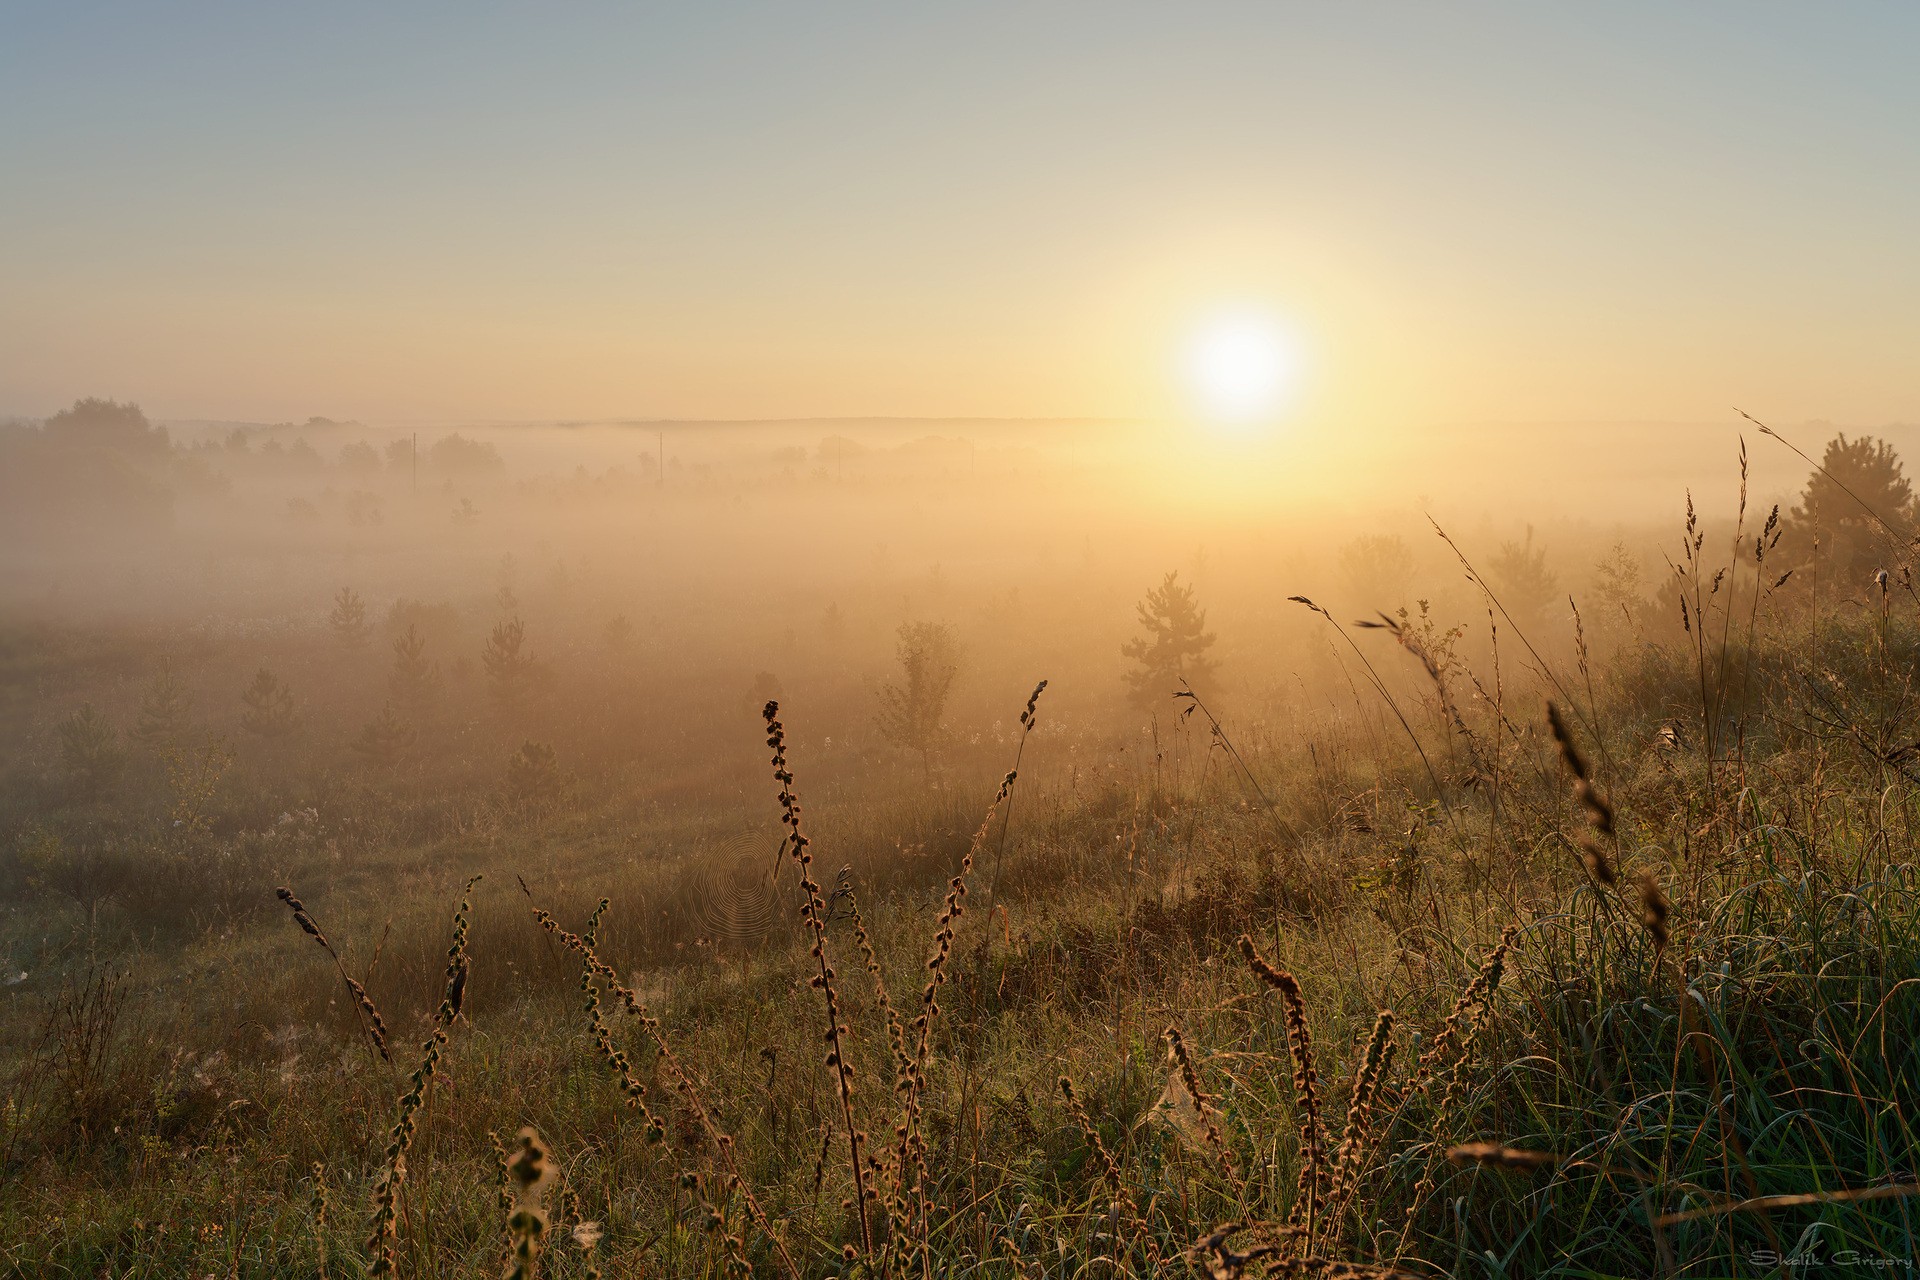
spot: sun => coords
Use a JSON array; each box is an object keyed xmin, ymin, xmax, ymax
[{"xmin": 1182, "ymin": 310, "xmax": 1300, "ymax": 427}]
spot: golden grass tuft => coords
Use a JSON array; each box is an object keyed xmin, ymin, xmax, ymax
[
  {"xmin": 504, "ymin": 1126, "xmax": 555, "ymax": 1280},
  {"xmin": 1392, "ymin": 923, "xmax": 1519, "ymax": 1260},
  {"xmin": 893, "ymin": 765, "xmax": 1020, "ymax": 1221},
  {"xmin": 1545, "ymin": 702, "xmax": 1617, "ymax": 885},
  {"xmin": 365, "ymin": 875, "xmax": 480, "ymax": 1276},
  {"xmin": 1060, "ymin": 1073, "xmax": 1157, "ymax": 1268},
  {"xmin": 1238, "ymin": 934, "xmax": 1325, "ymax": 1233},
  {"xmin": 1325, "ymin": 1008, "xmax": 1396, "ymax": 1226},
  {"xmin": 763, "ymin": 699, "xmax": 875, "ymax": 1261},
  {"xmin": 1164, "ymin": 1023, "xmax": 1240, "ymax": 1190},
  {"xmin": 1636, "ymin": 870, "xmax": 1671, "ymax": 957},
  {"xmin": 274, "ymin": 885, "xmax": 390, "ymax": 1062},
  {"xmin": 531, "ymin": 900, "xmax": 793, "ymax": 1278}
]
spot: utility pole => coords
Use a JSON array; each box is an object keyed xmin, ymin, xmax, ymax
[
  {"xmin": 657, "ymin": 431, "xmax": 664, "ymax": 487},
  {"xmin": 411, "ymin": 432, "xmax": 417, "ymax": 497}
]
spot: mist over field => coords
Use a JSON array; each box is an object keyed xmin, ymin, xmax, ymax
[
  {"xmin": 2, "ymin": 398, "xmax": 1856, "ymax": 815},
  {"xmin": 9, "ymin": 5, "xmax": 1920, "ymax": 1278},
  {"xmin": 11, "ymin": 392, "xmax": 1920, "ymax": 1278}
]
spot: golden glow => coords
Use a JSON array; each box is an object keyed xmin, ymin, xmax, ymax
[
  {"xmin": 4, "ymin": 12, "xmax": 1912, "ymax": 428},
  {"xmin": 1182, "ymin": 310, "xmax": 1299, "ymax": 428}
]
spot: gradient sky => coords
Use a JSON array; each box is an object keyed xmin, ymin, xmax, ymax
[{"xmin": 3, "ymin": 3, "xmax": 1917, "ymax": 427}]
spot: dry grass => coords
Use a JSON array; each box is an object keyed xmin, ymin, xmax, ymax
[{"xmin": 8, "ymin": 476, "xmax": 1920, "ymax": 1276}]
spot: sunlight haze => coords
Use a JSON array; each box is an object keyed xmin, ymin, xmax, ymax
[
  {"xmin": 5, "ymin": 4, "xmax": 1918, "ymax": 428},
  {"xmin": 10, "ymin": 12, "xmax": 1920, "ymax": 1274}
]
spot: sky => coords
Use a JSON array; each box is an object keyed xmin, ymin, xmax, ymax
[{"xmin": 3, "ymin": 3, "xmax": 1917, "ymax": 429}]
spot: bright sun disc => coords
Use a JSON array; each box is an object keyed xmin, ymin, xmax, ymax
[{"xmin": 1183, "ymin": 311, "xmax": 1298, "ymax": 426}]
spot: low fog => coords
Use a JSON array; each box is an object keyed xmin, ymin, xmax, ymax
[
  {"xmin": 7, "ymin": 394, "xmax": 1920, "ymax": 1280},
  {"xmin": 5, "ymin": 399, "xmax": 1909, "ymax": 745}
]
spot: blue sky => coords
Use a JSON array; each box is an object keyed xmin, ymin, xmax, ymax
[{"xmin": 3, "ymin": 3, "xmax": 1917, "ymax": 425}]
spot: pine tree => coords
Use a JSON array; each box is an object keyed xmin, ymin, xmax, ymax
[
  {"xmin": 1122, "ymin": 572, "xmax": 1218, "ymax": 707},
  {"xmin": 58, "ymin": 704, "xmax": 124, "ymax": 800},
  {"xmin": 1488, "ymin": 527, "xmax": 1559, "ymax": 626},
  {"xmin": 1788, "ymin": 432, "xmax": 1916, "ymax": 589},
  {"xmin": 328, "ymin": 587, "xmax": 370, "ymax": 648},
  {"xmin": 240, "ymin": 668, "xmax": 298, "ymax": 738},
  {"xmin": 163, "ymin": 739, "xmax": 234, "ymax": 842},
  {"xmin": 388, "ymin": 624, "xmax": 440, "ymax": 717},
  {"xmin": 481, "ymin": 617, "xmax": 541, "ymax": 712},
  {"xmin": 350, "ymin": 703, "xmax": 416, "ymax": 769},
  {"xmin": 875, "ymin": 622, "xmax": 960, "ymax": 776},
  {"xmin": 1339, "ymin": 534, "xmax": 1415, "ymax": 609},
  {"xmin": 505, "ymin": 740, "xmax": 562, "ymax": 808},
  {"xmin": 1590, "ymin": 541, "xmax": 1645, "ymax": 635},
  {"xmin": 132, "ymin": 663, "xmax": 193, "ymax": 750}
]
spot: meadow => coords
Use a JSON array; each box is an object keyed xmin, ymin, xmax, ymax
[{"xmin": 4, "ymin": 404, "xmax": 1918, "ymax": 1278}]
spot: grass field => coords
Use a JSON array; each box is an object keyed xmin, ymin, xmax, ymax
[{"xmin": 6, "ymin": 443, "xmax": 1920, "ymax": 1279}]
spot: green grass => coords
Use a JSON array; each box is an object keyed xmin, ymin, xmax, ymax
[{"xmin": 6, "ymin": 603, "xmax": 1920, "ymax": 1278}]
